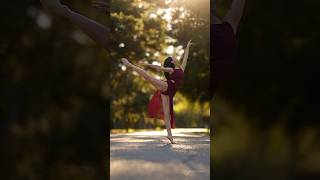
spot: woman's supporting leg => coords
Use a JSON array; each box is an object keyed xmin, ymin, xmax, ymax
[
  {"xmin": 122, "ymin": 59, "xmax": 168, "ymax": 92},
  {"xmin": 223, "ymin": 0, "xmax": 246, "ymax": 34},
  {"xmin": 40, "ymin": 0, "xmax": 110, "ymax": 49},
  {"xmin": 161, "ymin": 94, "xmax": 175, "ymax": 144}
]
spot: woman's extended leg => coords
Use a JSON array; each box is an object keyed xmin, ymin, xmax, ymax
[
  {"xmin": 161, "ymin": 94, "xmax": 175, "ymax": 144},
  {"xmin": 121, "ymin": 58, "xmax": 168, "ymax": 92},
  {"xmin": 40, "ymin": 0, "xmax": 110, "ymax": 49}
]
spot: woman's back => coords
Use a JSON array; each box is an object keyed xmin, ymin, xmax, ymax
[{"xmin": 169, "ymin": 68, "xmax": 184, "ymax": 87}]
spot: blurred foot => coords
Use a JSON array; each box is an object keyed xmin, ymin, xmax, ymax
[
  {"xmin": 166, "ymin": 136, "xmax": 176, "ymax": 144},
  {"xmin": 40, "ymin": 0, "xmax": 69, "ymax": 16}
]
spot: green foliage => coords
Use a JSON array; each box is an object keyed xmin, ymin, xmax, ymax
[
  {"xmin": 1, "ymin": 0, "xmax": 109, "ymax": 179},
  {"xmin": 213, "ymin": 1, "xmax": 320, "ymax": 179},
  {"xmin": 110, "ymin": 0, "xmax": 210, "ymax": 129}
]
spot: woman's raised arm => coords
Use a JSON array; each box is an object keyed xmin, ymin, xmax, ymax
[
  {"xmin": 181, "ymin": 40, "xmax": 192, "ymax": 71},
  {"xmin": 139, "ymin": 61, "xmax": 173, "ymax": 73}
]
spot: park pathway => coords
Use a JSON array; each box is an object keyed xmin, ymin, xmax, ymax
[{"xmin": 110, "ymin": 128, "xmax": 210, "ymax": 180}]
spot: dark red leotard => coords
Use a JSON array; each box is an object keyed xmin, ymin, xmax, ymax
[
  {"xmin": 211, "ymin": 22, "xmax": 236, "ymax": 98},
  {"xmin": 147, "ymin": 68, "xmax": 184, "ymax": 128}
]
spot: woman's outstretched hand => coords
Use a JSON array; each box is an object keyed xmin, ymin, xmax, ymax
[{"xmin": 92, "ymin": 1, "xmax": 110, "ymax": 14}]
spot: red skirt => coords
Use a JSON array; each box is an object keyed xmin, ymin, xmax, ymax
[{"xmin": 147, "ymin": 90, "xmax": 175, "ymax": 128}]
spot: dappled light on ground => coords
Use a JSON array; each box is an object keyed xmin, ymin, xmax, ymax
[{"xmin": 110, "ymin": 128, "xmax": 209, "ymax": 180}]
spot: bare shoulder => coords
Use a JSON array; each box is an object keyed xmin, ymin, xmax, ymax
[
  {"xmin": 168, "ymin": 67, "xmax": 174, "ymax": 73},
  {"xmin": 176, "ymin": 67, "xmax": 184, "ymax": 72}
]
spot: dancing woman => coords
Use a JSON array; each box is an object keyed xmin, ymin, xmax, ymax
[
  {"xmin": 211, "ymin": 0, "xmax": 246, "ymax": 98},
  {"xmin": 40, "ymin": 0, "xmax": 110, "ymax": 49},
  {"xmin": 121, "ymin": 40, "xmax": 192, "ymax": 144}
]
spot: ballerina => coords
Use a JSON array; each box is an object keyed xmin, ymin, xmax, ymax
[
  {"xmin": 121, "ymin": 40, "xmax": 192, "ymax": 144},
  {"xmin": 211, "ymin": 0, "xmax": 246, "ymax": 98}
]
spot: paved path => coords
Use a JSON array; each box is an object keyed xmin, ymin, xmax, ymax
[{"xmin": 110, "ymin": 128, "xmax": 210, "ymax": 180}]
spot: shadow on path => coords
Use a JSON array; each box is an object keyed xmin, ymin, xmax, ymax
[{"xmin": 110, "ymin": 128, "xmax": 210, "ymax": 180}]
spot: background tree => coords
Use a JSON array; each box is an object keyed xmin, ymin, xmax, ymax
[
  {"xmin": 109, "ymin": 0, "xmax": 210, "ymax": 129},
  {"xmin": 1, "ymin": 0, "xmax": 110, "ymax": 179},
  {"xmin": 213, "ymin": 0, "xmax": 320, "ymax": 179}
]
